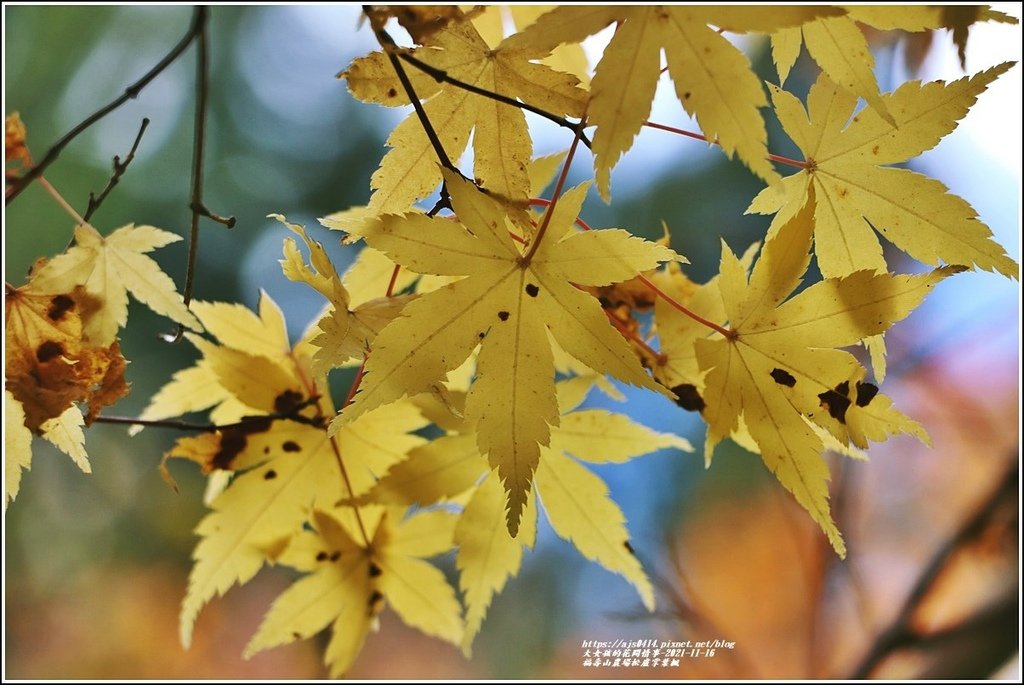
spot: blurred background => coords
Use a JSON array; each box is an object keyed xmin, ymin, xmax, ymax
[{"xmin": 3, "ymin": 5, "xmax": 1019, "ymax": 679}]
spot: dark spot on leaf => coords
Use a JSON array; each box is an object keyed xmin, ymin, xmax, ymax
[
  {"xmin": 282, "ymin": 440, "xmax": 301, "ymax": 453},
  {"xmin": 274, "ymin": 389, "xmax": 305, "ymax": 415},
  {"xmin": 525, "ymin": 283, "xmax": 539, "ymax": 298},
  {"xmin": 855, "ymin": 381, "xmax": 879, "ymax": 407},
  {"xmin": 683, "ymin": 91, "xmax": 691, "ymax": 100},
  {"xmin": 263, "ymin": 446, "xmax": 270, "ymax": 454},
  {"xmin": 771, "ymin": 368, "xmax": 796, "ymax": 387},
  {"xmin": 369, "ymin": 562, "xmax": 382, "ymax": 577},
  {"xmin": 316, "ymin": 551, "xmax": 328, "ymax": 562},
  {"xmin": 671, "ymin": 384, "xmax": 705, "ymax": 412},
  {"xmin": 818, "ymin": 382, "xmax": 852, "ymax": 423},
  {"xmin": 624, "ymin": 541, "xmax": 636, "ymax": 556},
  {"xmin": 210, "ymin": 416, "xmax": 273, "ymax": 470},
  {"xmin": 213, "ymin": 433, "xmax": 247, "ymax": 470},
  {"xmin": 387, "ymin": 87, "xmax": 397, "ymax": 97},
  {"xmin": 329, "ymin": 551, "xmax": 341, "ymax": 562},
  {"xmin": 871, "ymin": 144, "xmax": 880, "ymax": 155},
  {"xmin": 292, "ymin": 632, "xmax": 302, "ymax": 640},
  {"xmin": 368, "ymin": 590, "xmax": 384, "ymax": 611},
  {"xmin": 47, "ymin": 294, "xmax": 75, "ymax": 321},
  {"xmin": 498, "ymin": 311, "xmax": 510, "ymax": 321},
  {"xmin": 36, "ymin": 341, "xmax": 64, "ymax": 362},
  {"xmin": 478, "ymin": 331, "xmax": 485, "ymax": 339},
  {"xmin": 264, "ymin": 469, "xmax": 277, "ymax": 480}
]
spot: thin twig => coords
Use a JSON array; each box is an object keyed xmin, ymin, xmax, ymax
[
  {"xmin": 92, "ymin": 409, "xmax": 323, "ymax": 432},
  {"xmin": 604, "ymin": 309, "xmax": 666, "ymax": 365},
  {"xmin": 521, "ymin": 116, "xmax": 587, "ymax": 265},
  {"xmin": 6, "ymin": 8, "xmax": 206, "ymax": 205},
  {"xmin": 396, "ymin": 50, "xmax": 592, "ymax": 149},
  {"xmin": 83, "ymin": 117, "xmax": 150, "ymax": 222},
  {"xmin": 642, "ymin": 120, "xmax": 809, "ymax": 170},
  {"xmin": 367, "ymin": 9, "xmax": 460, "ymax": 176},
  {"xmin": 529, "ymin": 197, "xmax": 734, "ymax": 339},
  {"xmin": 93, "ymin": 415, "xmax": 223, "ymax": 431},
  {"xmin": 426, "ymin": 182, "xmax": 452, "ymax": 216},
  {"xmin": 38, "ymin": 176, "xmax": 87, "ymax": 226},
  {"xmin": 848, "ymin": 461, "xmax": 1019, "ymax": 678},
  {"xmin": 166, "ymin": 6, "xmax": 235, "ymax": 343}
]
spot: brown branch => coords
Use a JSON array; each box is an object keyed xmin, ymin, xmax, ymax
[
  {"xmin": 848, "ymin": 460, "xmax": 1019, "ymax": 678},
  {"xmin": 427, "ymin": 181, "xmax": 452, "ymax": 216},
  {"xmin": 166, "ymin": 6, "xmax": 235, "ymax": 343},
  {"xmin": 93, "ymin": 403, "xmax": 325, "ymax": 433},
  {"xmin": 395, "ymin": 50, "xmax": 592, "ymax": 149},
  {"xmin": 520, "ymin": 115, "xmax": 587, "ymax": 265},
  {"xmin": 6, "ymin": 8, "xmax": 206, "ymax": 205},
  {"xmin": 92, "ymin": 415, "xmax": 222, "ymax": 431},
  {"xmin": 366, "ymin": 8, "xmax": 460, "ymax": 176},
  {"xmin": 82, "ymin": 117, "xmax": 150, "ymax": 223},
  {"xmin": 642, "ymin": 120, "xmax": 808, "ymax": 170}
]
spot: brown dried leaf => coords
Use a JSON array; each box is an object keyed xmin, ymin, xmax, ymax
[
  {"xmin": 5, "ymin": 284, "xmax": 128, "ymax": 432},
  {"xmin": 5, "ymin": 111, "xmax": 32, "ymax": 181},
  {"xmin": 366, "ymin": 5, "xmax": 476, "ymax": 44}
]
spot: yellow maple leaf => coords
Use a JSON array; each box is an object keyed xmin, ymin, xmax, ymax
[
  {"xmin": 650, "ymin": 244, "xmax": 758, "ymax": 404},
  {"xmin": 135, "ymin": 294, "xmax": 289, "ymax": 427},
  {"xmin": 509, "ymin": 6, "xmax": 840, "ymax": 199},
  {"xmin": 363, "ymin": 432, "xmax": 483, "ymax": 507},
  {"xmin": 343, "ymin": 20, "xmax": 587, "ymax": 212},
  {"xmin": 39, "ymin": 405, "xmax": 91, "ymax": 473},
  {"xmin": 458, "ymin": 395, "xmax": 687, "ymax": 648},
  {"xmin": 773, "ymin": 6, "xmax": 1017, "ymax": 87},
  {"xmin": 29, "ymin": 223, "xmax": 202, "ymax": 345},
  {"xmin": 366, "ymin": 378, "xmax": 690, "ymax": 651},
  {"xmin": 319, "ymin": 151, "xmax": 570, "ymax": 322},
  {"xmin": 748, "ymin": 66, "xmax": 1019, "ymax": 280},
  {"xmin": 335, "ymin": 170, "xmax": 679, "ymax": 533},
  {"xmin": 274, "ymin": 215, "xmax": 410, "ymax": 376},
  {"xmin": 471, "ymin": 5, "xmax": 591, "ymax": 84},
  {"xmin": 455, "ymin": 471, "xmax": 536, "ymax": 655},
  {"xmin": 777, "ymin": 13, "xmax": 895, "ymax": 123},
  {"xmin": 245, "ymin": 506, "xmax": 462, "ymax": 677},
  {"xmin": 141, "ymin": 292, "xmax": 430, "ymax": 647},
  {"xmin": 4, "ymin": 390, "xmax": 33, "ymax": 509},
  {"xmin": 696, "ymin": 195, "xmax": 958, "ymax": 556}
]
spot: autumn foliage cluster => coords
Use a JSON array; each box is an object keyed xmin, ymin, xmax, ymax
[{"xmin": 4, "ymin": 4, "xmax": 1019, "ymax": 677}]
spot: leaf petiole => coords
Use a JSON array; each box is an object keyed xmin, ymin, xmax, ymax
[
  {"xmin": 529, "ymin": 197, "xmax": 735, "ymax": 340},
  {"xmin": 642, "ymin": 120, "xmax": 809, "ymax": 170}
]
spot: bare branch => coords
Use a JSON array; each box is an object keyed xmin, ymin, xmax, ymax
[
  {"xmin": 6, "ymin": 8, "xmax": 206, "ymax": 204},
  {"xmin": 396, "ymin": 50, "xmax": 592, "ymax": 149},
  {"xmin": 848, "ymin": 461, "xmax": 1019, "ymax": 678},
  {"xmin": 82, "ymin": 117, "xmax": 150, "ymax": 223},
  {"xmin": 366, "ymin": 8, "xmax": 461, "ymax": 177},
  {"xmin": 166, "ymin": 6, "xmax": 235, "ymax": 343}
]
